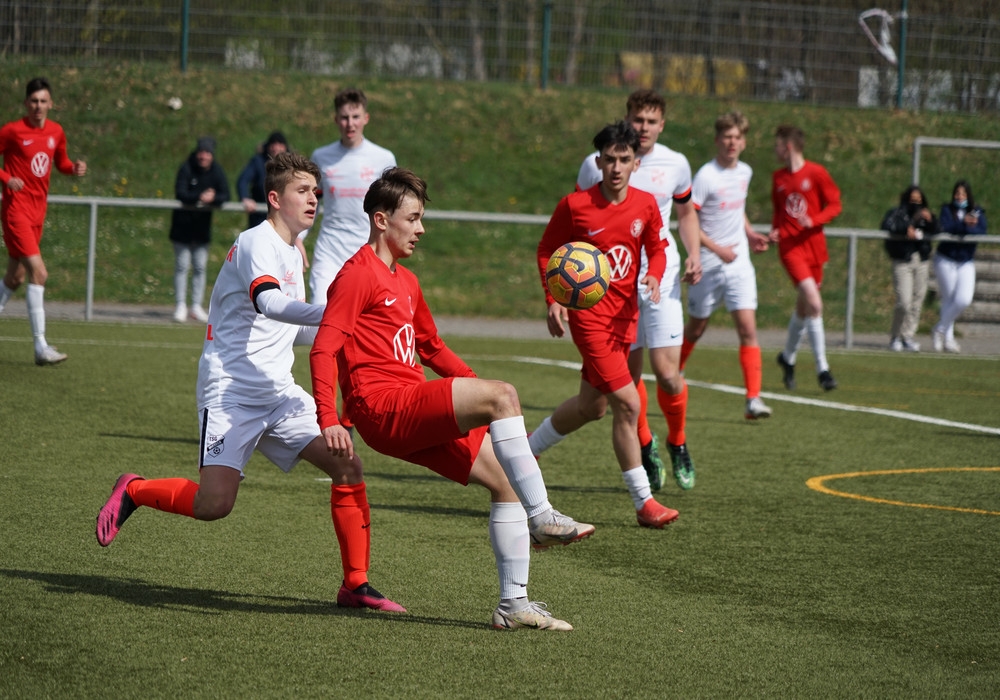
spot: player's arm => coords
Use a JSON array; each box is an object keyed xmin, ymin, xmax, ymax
[
  {"xmin": 641, "ymin": 205, "xmax": 666, "ymax": 303},
  {"xmin": 808, "ymin": 168, "xmax": 843, "ymax": 227},
  {"xmin": 309, "ymin": 322, "xmax": 353, "ymax": 458},
  {"xmin": 252, "ymin": 285, "xmax": 325, "ymax": 326},
  {"xmin": 538, "ymin": 197, "xmax": 573, "ymax": 338},
  {"xmin": 745, "ymin": 215, "xmax": 769, "ymax": 253},
  {"xmin": 674, "ymin": 198, "xmax": 702, "ymax": 283}
]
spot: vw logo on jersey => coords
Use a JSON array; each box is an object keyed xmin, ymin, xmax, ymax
[
  {"xmin": 785, "ymin": 192, "xmax": 808, "ymax": 220},
  {"xmin": 630, "ymin": 218, "xmax": 644, "ymax": 238},
  {"xmin": 393, "ymin": 323, "xmax": 416, "ymax": 367},
  {"xmin": 30, "ymin": 152, "xmax": 51, "ymax": 178},
  {"xmin": 606, "ymin": 244, "xmax": 633, "ymax": 282}
]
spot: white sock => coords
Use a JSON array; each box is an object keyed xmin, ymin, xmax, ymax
[
  {"xmin": 527, "ymin": 415, "xmax": 565, "ymax": 456},
  {"xmin": 26, "ymin": 283, "xmax": 48, "ymax": 353},
  {"xmin": 491, "ymin": 416, "xmax": 552, "ymax": 520},
  {"xmin": 622, "ymin": 466, "xmax": 652, "ymax": 510},
  {"xmin": 805, "ymin": 315, "xmax": 829, "ymax": 373},
  {"xmin": 784, "ymin": 312, "xmax": 806, "ymax": 365},
  {"xmin": 489, "ymin": 501, "xmax": 530, "ymax": 603},
  {"xmin": 0, "ymin": 281, "xmax": 14, "ymax": 313}
]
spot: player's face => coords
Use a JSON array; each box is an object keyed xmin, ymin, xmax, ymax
[
  {"xmin": 596, "ymin": 145, "xmax": 638, "ymax": 199},
  {"xmin": 274, "ymin": 173, "xmax": 320, "ymax": 232},
  {"xmin": 774, "ymin": 137, "xmax": 790, "ymax": 164},
  {"xmin": 24, "ymin": 89, "xmax": 52, "ymax": 127},
  {"xmin": 381, "ymin": 194, "xmax": 425, "ymax": 259},
  {"xmin": 336, "ymin": 102, "xmax": 370, "ymax": 148},
  {"xmin": 716, "ymin": 126, "xmax": 746, "ymax": 166},
  {"xmin": 628, "ymin": 107, "xmax": 664, "ymax": 156}
]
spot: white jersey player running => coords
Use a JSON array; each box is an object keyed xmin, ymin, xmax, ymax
[
  {"xmin": 680, "ymin": 111, "xmax": 772, "ymax": 421},
  {"xmin": 575, "ymin": 89, "xmax": 702, "ymax": 492},
  {"xmin": 304, "ymin": 88, "xmax": 396, "ymax": 303}
]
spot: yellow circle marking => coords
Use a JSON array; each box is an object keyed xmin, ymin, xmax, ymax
[{"xmin": 806, "ymin": 467, "xmax": 1000, "ymax": 516}]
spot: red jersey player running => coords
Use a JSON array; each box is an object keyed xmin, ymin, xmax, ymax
[
  {"xmin": 769, "ymin": 124, "xmax": 842, "ymax": 392},
  {"xmin": 310, "ymin": 167, "xmax": 593, "ymax": 631},
  {"xmin": 529, "ymin": 121, "xmax": 679, "ymax": 529},
  {"xmin": 0, "ymin": 77, "xmax": 87, "ymax": 365},
  {"xmin": 97, "ymin": 153, "xmax": 402, "ymax": 614}
]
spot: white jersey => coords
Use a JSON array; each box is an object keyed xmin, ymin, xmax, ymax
[
  {"xmin": 577, "ymin": 142, "xmax": 692, "ymax": 277},
  {"xmin": 691, "ymin": 159, "xmax": 753, "ymax": 272},
  {"xmin": 308, "ymin": 138, "xmax": 396, "ymax": 298},
  {"xmin": 198, "ymin": 221, "xmax": 317, "ymax": 407}
]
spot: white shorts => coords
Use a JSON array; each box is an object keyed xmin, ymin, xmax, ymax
[
  {"xmin": 686, "ymin": 262, "xmax": 758, "ymax": 319},
  {"xmin": 632, "ymin": 267, "xmax": 684, "ymax": 350},
  {"xmin": 198, "ymin": 384, "xmax": 320, "ymax": 475}
]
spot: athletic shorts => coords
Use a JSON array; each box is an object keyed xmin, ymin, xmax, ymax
[
  {"xmin": 198, "ymin": 384, "xmax": 320, "ymax": 475},
  {"xmin": 632, "ymin": 268, "xmax": 684, "ymax": 351},
  {"xmin": 779, "ymin": 235, "xmax": 827, "ymax": 287},
  {"xmin": 686, "ymin": 262, "xmax": 758, "ymax": 318},
  {"xmin": 348, "ymin": 376, "xmax": 486, "ymax": 485},
  {"xmin": 1, "ymin": 214, "xmax": 43, "ymax": 259},
  {"xmin": 571, "ymin": 331, "xmax": 634, "ymax": 394}
]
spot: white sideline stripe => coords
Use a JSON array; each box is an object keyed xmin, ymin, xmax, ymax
[{"xmin": 489, "ymin": 354, "xmax": 1000, "ymax": 437}]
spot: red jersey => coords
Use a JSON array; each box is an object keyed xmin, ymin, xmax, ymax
[
  {"xmin": 310, "ymin": 245, "xmax": 475, "ymax": 430},
  {"xmin": 770, "ymin": 160, "xmax": 842, "ymax": 256},
  {"xmin": 538, "ymin": 184, "xmax": 666, "ymax": 344},
  {"xmin": 0, "ymin": 117, "xmax": 76, "ymax": 227}
]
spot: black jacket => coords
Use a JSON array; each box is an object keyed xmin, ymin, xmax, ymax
[
  {"xmin": 881, "ymin": 204, "xmax": 936, "ymax": 261},
  {"xmin": 170, "ymin": 152, "xmax": 230, "ymax": 245}
]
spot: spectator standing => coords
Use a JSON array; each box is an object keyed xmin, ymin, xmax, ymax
[
  {"xmin": 932, "ymin": 180, "xmax": 987, "ymax": 353},
  {"xmin": 0, "ymin": 77, "xmax": 87, "ymax": 365},
  {"xmin": 170, "ymin": 136, "xmax": 230, "ymax": 323},
  {"xmin": 236, "ymin": 131, "xmax": 288, "ymax": 228},
  {"xmin": 881, "ymin": 185, "xmax": 936, "ymax": 352}
]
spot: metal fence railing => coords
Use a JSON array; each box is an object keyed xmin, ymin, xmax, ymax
[{"xmin": 2, "ymin": 1, "xmax": 999, "ymax": 112}]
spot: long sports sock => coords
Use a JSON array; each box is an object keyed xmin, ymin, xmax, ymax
[
  {"xmin": 526, "ymin": 415, "xmax": 564, "ymax": 456},
  {"xmin": 127, "ymin": 478, "xmax": 198, "ymax": 518},
  {"xmin": 26, "ymin": 283, "xmax": 47, "ymax": 352},
  {"xmin": 622, "ymin": 466, "xmax": 652, "ymax": 510},
  {"xmin": 784, "ymin": 312, "xmax": 806, "ymax": 365},
  {"xmin": 489, "ymin": 501, "xmax": 530, "ymax": 602},
  {"xmin": 679, "ymin": 338, "xmax": 696, "ymax": 371},
  {"xmin": 658, "ymin": 382, "xmax": 688, "ymax": 447},
  {"xmin": 739, "ymin": 344, "xmax": 763, "ymax": 399},
  {"xmin": 805, "ymin": 316, "xmax": 829, "ymax": 373},
  {"xmin": 636, "ymin": 379, "xmax": 653, "ymax": 447},
  {"xmin": 331, "ymin": 483, "xmax": 371, "ymax": 590},
  {"xmin": 491, "ymin": 416, "xmax": 552, "ymax": 520},
  {"xmin": 0, "ymin": 281, "xmax": 14, "ymax": 313}
]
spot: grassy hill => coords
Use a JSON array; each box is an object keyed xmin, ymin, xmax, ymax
[{"xmin": 4, "ymin": 61, "xmax": 1000, "ymax": 331}]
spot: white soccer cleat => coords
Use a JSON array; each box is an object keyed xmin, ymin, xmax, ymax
[
  {"xmin": 744, "ymin": 396, "xmax": 773, "ymax": 420},
  {"xmin": 35, "ymin": 345, "xmax": 68, "ymax": 366},
  {"xmin": 492, "ymin": 602, "xmax": 573, "ymax": 631},
  {"xmin": 528, "ymin": 508, "xmax": 595, "ymax": 550}
]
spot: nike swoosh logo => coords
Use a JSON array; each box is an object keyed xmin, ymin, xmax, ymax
[
  {"xmin": 384, "ymin": 298, "xmax": 397, "ymax": 306},
  {"xmin": 586, "ymin": 228, "xmax": 605, "ymax": 237},
  {"xmin": 670, "ymin": 332, "xmax": 681, "ymax": 339},
  {"xmin": 22, "ymin": 140, "xmax": 33, "ymax": 146},
  {"xmin": 361, "ymin": 523, "xmax": 371, "ymax": 529}
]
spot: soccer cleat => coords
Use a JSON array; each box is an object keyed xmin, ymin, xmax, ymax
[
  {"xmin": 818, "ymin": 370, "xmax": 838, "ymax": 391},
  {"xmin": 528, "ymin": 509, "xmax": 595, "ymax": 550},
  {"xmin": 641, "ymin": 434, "xmax": 666, "ymax": 491},
  {"xmin": 337, "ymin": 582, "xmax": 407, "ymax": 612},
  {"xmin": 492, "ymin": 601, "xmax": 573, "ymax": 631},
  {"xmin": 96, "ymin": 473, "xmax": 143, "ymax": 546},
  {"xmin": 667, "ymin": 442, "xmax": 695, "ymax": 490},
  {"xmin": 944, "ymin": 338, "xmax": 961, "ymax": 354},
  {"xmin": 932, "ymin": 330, "xmax": 945, "ymax": 353},
  {"xmin": 636, "ymin": 498, "xmax": 679, "ymax": 529},
  {"xmin": 744, "ymin": 396, "xmax": 773, "ymax": 420},
  {"xmin": 776, "ymin": 352, "xmax": 796, "ymax": 390},
  {"xmin": 173, "ymin": 303, "xmax": 187, "ymax": 323},
  {"xmin": 34, "ymin": 345, "xmax": 68, "ymax": 366},
  {"xmin": 901, "ymin": 338, "xmax": 921, "ymax": 352},
  {"xmin": 190, "ymin": 305, "xmax": 208, "ymax": 323},
  {"xmin": 889, "ymin": 337, "xmax": 904, "ymax": 352}
]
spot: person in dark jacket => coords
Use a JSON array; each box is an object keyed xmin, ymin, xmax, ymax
[
  {"xmin": 932, "ymin": 179, "xmax": 987, "ymax": 353},
  {"xmin": 881, "ymin": 185, "xmax": 936, "ymax": 352},
  {"xmin": 236, "ymin": 131, "xmax": 288, "ymax": 228},
  {"xmin": 170, "ymin": 136, "xmax": 230, "ymax": 323}
]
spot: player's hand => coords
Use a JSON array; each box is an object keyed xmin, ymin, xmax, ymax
[
  {"xmin": 546, "ymin": 302, "xmax": 568, "ymax": 338},
  {"xmin": 641, "ymin": 275, "xmax": 661, "ymax": 303},
  {"xmin": 681, "ymin": 258, "xmax": 702, "ymax": 285},
  {"xmin": 74, "ymin": 160, "xmax": 87, "ymax": 177},
  {"xmin": 748, "ymin": 231, "xmax": 769, "ymax": 253},
  {"xmin": 242, "ymin": 197, "xmax": 257, "ymax": 213},
  {"xmin": 5, "ymin": 177, "xmax": 24, "ymax": 192},
  {"xmin": 768, "ymin": 227, "xmax": 781, "ymax": 243},
  {"xmin": 200, "ymin": 188, "xmax": 216, "ymax": 204},
  {"xmin": 796, "ymin": 214, "xmax": 813, "ymax": 228},
  {"xmin": 718, "ymin": 245, "xmax": 738, "ymax": 264},
  {"xmin": 321, "ymin": 424, "xmax": 354, "ymax": 459}
]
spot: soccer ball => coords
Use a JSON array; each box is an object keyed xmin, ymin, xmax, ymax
[{"xmin": 545, "ymin": 241, "xmax": 611, "ymax": 310}]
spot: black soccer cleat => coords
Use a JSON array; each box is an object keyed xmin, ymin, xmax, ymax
[
  {"xmin": 818, "ymin": 370, "xmax": 838, "ymax": 391},
  {"xmin": 777, "ymin": 352, "xmax": 796, "ymax": 390}
]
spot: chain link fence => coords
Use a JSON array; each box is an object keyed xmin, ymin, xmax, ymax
[{"xmin": 1, "ymin": 1, "xmax": 999, "ymax": 112}]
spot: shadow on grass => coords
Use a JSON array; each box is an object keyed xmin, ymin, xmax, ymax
[
  {"xmin": 100, "ymin": 432, "xmax": 198, "ymax": 445},
  {"xmin": 0, "ymin": 568, "xmax": 483, "ymax": 629}
]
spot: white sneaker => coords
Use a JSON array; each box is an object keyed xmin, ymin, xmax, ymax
[
  {"xmin": 889, "ymin": 337, "xmax": 904, "ymax": 352},
  {"xmin": 35, "ymin": 345, "xmax": 68, "ymax": 366},
  {"xmin": 901, "ymin": 338, "xmax": 920, "ymax": 352},
  {"xmin": 745, "ymin": 396, "xmax": 773, "ymax": 420},
  {"xmin": 944, "ymin": 338, "xmax": 961, "ymax": 353},
  {"xmin": 173, "ymin": 303, "xmax": 187, "ymax": 323},
  {"xmin": 492, "ymin": 602, "xmax": 573, "ymax": 631},
  {"xmin": 190, "ymin": 305, "xmax": 208, "ymax": 323},
  {"xmin": 932, "ymin": 330, "xmax": 944, "ymax": 353}
]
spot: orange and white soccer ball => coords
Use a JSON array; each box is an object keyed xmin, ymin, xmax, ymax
[{"xmin": 544, "ymin": 241, "xmax": 611, "ymax": 310}]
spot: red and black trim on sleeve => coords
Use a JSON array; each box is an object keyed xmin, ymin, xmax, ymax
[{"xmin": 249, "ymin": 275, "xmax": 281, "ymax": 314}]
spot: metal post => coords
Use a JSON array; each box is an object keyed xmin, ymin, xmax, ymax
[
  {"xmin": 86, "ymin": 201, "xmax": 98, "ymax": 321},
  {"xmin": 845, "ymin": 233, "xmax": 857, "ymax": 349},
  {"xmin": 895, "ymin": 0, "xmax": 908, "ymax": 108},
  {"xmin": 180, "ymin": 0, "xmax": 190, "ymax": 73},
  {"xmin": 541, "ymin": 1, "xmax": 553, "ymax": 89}
]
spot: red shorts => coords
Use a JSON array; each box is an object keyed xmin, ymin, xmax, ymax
[
  {"xmin": 1, "ymin": 212, "xmax": 43, "ymax": 259},
  {"xmin": 348, "ymin": 376, "xmax": 486, "ymax": 485},
  {"xmin": 571, "ymin": 331, "xmax": 634, "ymax": 394},
  {"xmin": 779, "ymin": 233, "xmax": 828, "ymax": 287}
]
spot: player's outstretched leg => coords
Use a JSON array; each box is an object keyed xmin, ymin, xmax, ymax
[
  {"xmin": 337, "ymin": 582, "xmax": 407, "ymax": 613},
  {"xmin": 96, "ymin": 473, "xmax": 144, "ymax": 546}
]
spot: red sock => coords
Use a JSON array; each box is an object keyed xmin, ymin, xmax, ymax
[
  {"xmin": 680, "ymin": 338, "xmax": 696, "ymax": 371},
  {"xmin": 740, "ymin": 345, "xmax": 762, "ymax": 399},
  {"xmin": 126, "ymin": 478, "xmax": 198, "ymax": 518},
  {"xmin": 658, "ymin": 382, "xmax": 688, "ymax": 447},
  {"xmin": 331, "ymin": 483, "xmax": 371, "ymax": 590},
  {"xmin": 635, "ymin": 379, "xmax": 653, "ymax": 446}
]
